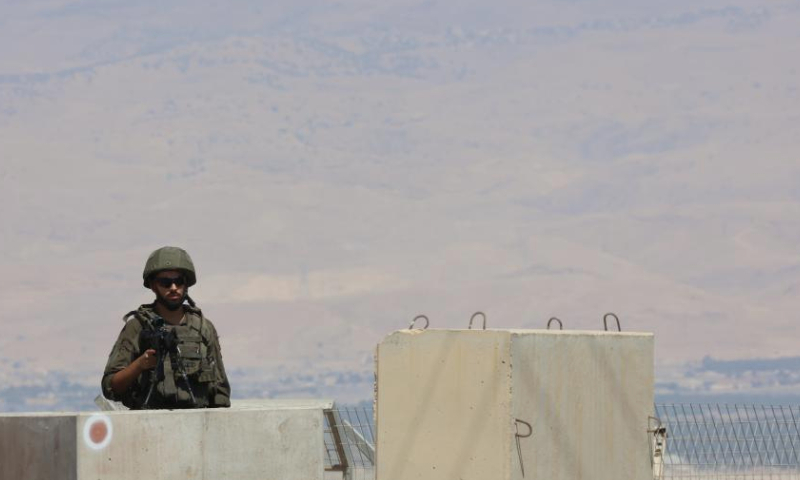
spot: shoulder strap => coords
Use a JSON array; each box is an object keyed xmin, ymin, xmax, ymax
[
  {"xmin": 184, "ymin": 306, "xmax": 210, "ymax": 342},
  {"xmin": 122, "ymin": 304, "xmax": 159, "ymax": 329}
]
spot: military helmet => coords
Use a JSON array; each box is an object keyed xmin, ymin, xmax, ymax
[{"xmin": 142, "ymin": 246, "xmax": 197, "ymax": 288}]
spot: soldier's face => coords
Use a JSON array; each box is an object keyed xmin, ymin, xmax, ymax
[{"xmin": 151, "ymin": 270, "xmax": 187, "ymax": 311}]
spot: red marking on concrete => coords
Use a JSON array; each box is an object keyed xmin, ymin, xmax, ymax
[{"xmin": 89, "ymin": 421, "xmax": 108, "ymax": 444}]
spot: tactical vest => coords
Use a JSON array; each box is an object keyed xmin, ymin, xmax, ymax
[{"xmin": 124, "ymin": 305, "xmax": 220, "ymax": 409}]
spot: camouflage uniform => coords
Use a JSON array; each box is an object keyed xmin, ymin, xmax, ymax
[{"xmin": 101, "ymin": 303, "xmax": 231, "ymax": 409}]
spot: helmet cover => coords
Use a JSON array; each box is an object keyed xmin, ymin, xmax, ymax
[{"xmin": 142, "ymin": 246, "xmax": 197, "ymax": 288}]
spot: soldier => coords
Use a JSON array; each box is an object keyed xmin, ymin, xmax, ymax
[{"xmin": 101, "ymin": 246, "xmax": 231, "ymax": 409}]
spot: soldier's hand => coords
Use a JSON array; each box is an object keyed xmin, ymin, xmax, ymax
[{"xmin": 137, "ymin": 349, "xmax": 158, "ymax": 371}]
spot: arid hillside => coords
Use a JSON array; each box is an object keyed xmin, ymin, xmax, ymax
[{"xmin": 2, "ymin": 0, "xmax": 800, "ymax": 409}]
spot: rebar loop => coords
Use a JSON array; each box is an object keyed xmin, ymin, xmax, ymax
[
  {"xmin": 547, "ymin": 317, "xmax": 563, "ymax": 330},
  {"xmin": 515, "ymin": 418, "xmax": 533, "ymax": 438},
  {"xmin": 468, "ymin": 311, "xmax": 487, "ymax": 330},
  {"xmin": 515, "ymin": 419, "xmax": 533, "ymax": 478},
  {"xmin": 603, "ymin": 312, "xmax": 621, "ymax": 331},
  {"xmin": 408, "ymin": 315, "xmax": 429, "ymax": 330}
]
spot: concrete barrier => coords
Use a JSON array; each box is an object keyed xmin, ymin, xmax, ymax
[
  {"xmin": 0, "ymin": 399, "xmax": 329, "ymax": 480},
  {"xmin": 375, "ymin": 330, "xmax": 654, "ymax": 480}
]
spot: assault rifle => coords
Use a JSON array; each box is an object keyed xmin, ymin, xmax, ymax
[{"xmin": 140, "ymin": 317, "xmax": 197, "ymax": 408}]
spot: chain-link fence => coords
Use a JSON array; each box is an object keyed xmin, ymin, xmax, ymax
[
  {"xmin": 653, "ymin": 404, "xmax": 800, "ymax": 480},
  {"xmin": 324, "ymin": 403, "xmax": 800, "ymax": 480},
  {"xmin": 324, "ymin": 406, "xmax": 375, "ymax": 480}
]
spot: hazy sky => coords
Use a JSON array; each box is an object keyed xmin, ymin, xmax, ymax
[{"xmin": 2, "ymin": 0, "xmax": 800, "ymax": 405}]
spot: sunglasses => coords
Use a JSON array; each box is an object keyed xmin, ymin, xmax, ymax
[{"xmin": 153, "ymin": 276, "xmax": 186, "ymax": 288}]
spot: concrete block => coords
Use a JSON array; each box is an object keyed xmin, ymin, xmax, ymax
[
  {"xmin": 1, "ymin": 400, "xmax": 326, "ymax": 480},
  {"xmin": 0, "ymin": 413, "xmax": 77, "ymax": 480},
  {"xmin": 375, "ymin": 330, "xmax": 654, "ymax": 480},
  {"xmin": 76, "ymin": 409, "xmax": 206, "ymax": 479},
  {"xmin": 203, "ymin": 408, "xmax": 324, "ymax": 480}
]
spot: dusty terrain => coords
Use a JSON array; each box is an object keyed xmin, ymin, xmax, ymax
[{"xmin": 2, "ymin": 0, "xmax": 800, "ymax": 409}]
